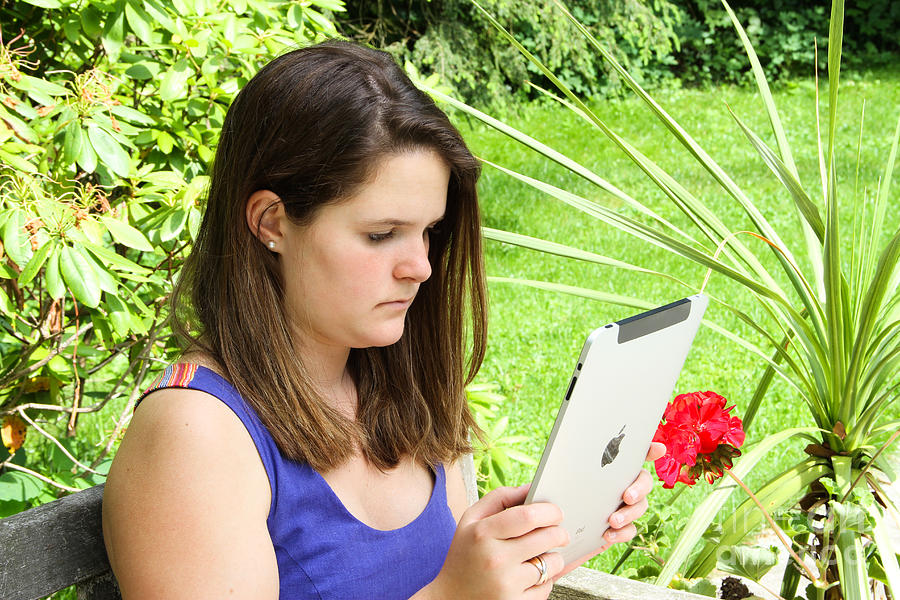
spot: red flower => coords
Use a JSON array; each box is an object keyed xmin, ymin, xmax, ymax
[{"xmin": 653, "ymin": 391, "xmax": 745, "ymax": 489}]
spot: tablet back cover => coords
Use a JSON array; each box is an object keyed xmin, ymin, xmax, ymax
[{"xmin": 525, "ymin": 294, "xmax": 708, "ymax": 564}]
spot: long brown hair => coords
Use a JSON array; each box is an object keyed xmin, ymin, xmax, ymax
[{"xmin": 171, "ymin": 40, "xmax": 487, "ymax": 472}]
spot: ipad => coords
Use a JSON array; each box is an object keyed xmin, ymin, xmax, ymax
[{"xmin": 524, "ymin": 294, "xmax": 708, "ymax": 565}]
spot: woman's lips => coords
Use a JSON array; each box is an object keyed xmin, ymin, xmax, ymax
[{"xmin": 379, "ymin": 297, "xmax": 413, "ymax": 309}]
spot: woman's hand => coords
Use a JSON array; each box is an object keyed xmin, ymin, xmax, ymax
[
  {"xmin": 556, "ymin": 441, "xmax": 666, "ymax": 578},
  {"xmin": 419, "ymin": 485, "xmax": 569, "ymax": 600},
  {"xmin": 602, "ymin": 441, "xmax": 665, "ymax": 547}
]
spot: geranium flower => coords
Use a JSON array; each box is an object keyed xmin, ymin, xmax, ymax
[{"xmin": 653, "ymin": 391, "xmax": 745, "ymax": 489}]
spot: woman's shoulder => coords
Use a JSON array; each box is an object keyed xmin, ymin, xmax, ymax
[{"xmin": 103, "ymin": 372, "xmax": 276, "ymax": 597}]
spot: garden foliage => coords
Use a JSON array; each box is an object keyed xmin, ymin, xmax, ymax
[
  {"xmin": 436, "ymin": 0, "xmax": 900, "ymax": 597},
  {"xmin": 0, "ymin": 0, "xmax": 343, "ymax": 517},
  {"xmin": 338, "ymin": 0, "xmax": 899, "ymax": 109},
  {"xmin": 340, "ymin": 0, "xmax": 683, "ymax": 108}
]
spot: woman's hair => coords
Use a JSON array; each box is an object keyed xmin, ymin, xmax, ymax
[{"xmin": 171, "ymin": 40, "xmax": 487, "ymax": 472}]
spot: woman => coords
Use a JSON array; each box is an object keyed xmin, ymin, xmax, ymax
[{"xmin": 102, "ymin": 40, "xmax": 662, "ymax": 599}]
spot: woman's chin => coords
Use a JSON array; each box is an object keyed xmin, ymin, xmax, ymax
[{"xmin": 356, "ymin": 326, "xmax": 406, "ymax": 349}]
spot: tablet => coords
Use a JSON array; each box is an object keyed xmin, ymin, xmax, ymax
[{"xmin": 524, "ymin": 294, "xmax": 708, "ymax": 565}]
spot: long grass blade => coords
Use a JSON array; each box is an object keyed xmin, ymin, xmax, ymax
[
  {"xmin": 482, "ymin": 227, "xmax": 693, "ymax": 287},
  {"xmin": 547, "ymin": 0, "xmax": 803, "ymax": 276},
  {"xmin": 655, "ymin": 428, "xmax": 820, "ymax": 585},
  {"xmin": 488, "ymin": 277, "xmax": 654, "ymax": 311},
  {"xmin": 742, "ymin": 335, "xmax": 790, "ymax": 430},
  {"xmin": 727, "ymin": 106, "xmax": 824, "ymax": 243},
  {"xmin": 484, "ymin": 161, "xmax": 785, "ymax": 304},
  {"xmin": 720, "ymin": 0, "xmax": 797, "ymax": 177},
  {"xmin": 824, "ymin": 0, "xmax": 850, "ymax": 430},
  {"xmin": 835, "ymin": 531, "xmax": 870, "ymax": 600},
  {"xmin": 527, "ymin": 81, "xmax": 777, "ymax": 290},
  {"xmin": 721, "ymin": 0, "xmax": 827, "ymax": 299},
  {"xmin": 426, "ymin": 86, "xmax": 693, "ymax": 240},
  {"xmin": 844, "ymin": 228, "xmax": 900, "ymax": 436}
]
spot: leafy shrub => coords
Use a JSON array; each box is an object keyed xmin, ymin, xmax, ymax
[
  {"xmin": 671, "ymin": 0, "xmax": 900, "ymax": 86},
  {"xmin": 0, "ymin": 0, "xmax": 342, "ymax": 516},
  {"xmin": 339, "ymin": 0, "xmax": 683, "ymax": 109},
  {"xmin": 336, "ymin": 0, "xmax": 900, "ymax": 106}
]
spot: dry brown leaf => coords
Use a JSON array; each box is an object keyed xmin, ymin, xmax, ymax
[{"xmin": 1, "ymin": 414, "xmax": 27, "ymax": 454}]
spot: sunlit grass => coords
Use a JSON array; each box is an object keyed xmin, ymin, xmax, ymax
[{"xmin": 457, "ymin": 68, "xmax": 900, "ymax": 573}]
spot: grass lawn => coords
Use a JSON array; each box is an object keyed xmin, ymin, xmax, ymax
[{"xmin": 454, "ymin": 68, "xmax": 900, "ymax": 574}]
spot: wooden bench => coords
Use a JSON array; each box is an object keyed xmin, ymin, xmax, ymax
[{"xmin": 0, "ymin": 457, "xmax": 709, "ymax": 599}]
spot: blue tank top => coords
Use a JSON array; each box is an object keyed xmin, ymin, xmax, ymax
[{"xmin": 140, "ymin": 363, "xmax": 457, "ymax": 599}]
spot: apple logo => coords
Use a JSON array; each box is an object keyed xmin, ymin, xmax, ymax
[{"xmin": 601, "ymin": 425, "xmax": 626, "ymax": 467}]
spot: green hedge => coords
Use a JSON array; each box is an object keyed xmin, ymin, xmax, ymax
[{"xmin": 337, "ymin": 0, "xmax": 900, "ymax": 108}]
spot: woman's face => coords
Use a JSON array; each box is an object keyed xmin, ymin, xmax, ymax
[{"xmin": 280, "ymin": 149, "xmax": 450, "ymax": 353}]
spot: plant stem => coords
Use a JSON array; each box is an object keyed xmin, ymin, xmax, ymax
[
  {"xmin": 839, "ymin": 428, "xmax": 900, "ymax": 503},
  {"xmin": 757, "ymin": 579, "xmax": 789, "ymax": 600},
  {"xmin": 0, "ymin": 461, "xmax": 80, "ymax": 493},
  {"xmin": 724, "ymin": 469, "xmax": 819, "ymax": 583}
]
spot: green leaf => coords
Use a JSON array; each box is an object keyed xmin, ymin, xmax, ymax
[
  {"xmin": 101, "ymin": 216, "xmax": 154, "ymax": 252},
  {"xmin": 77, "ymin": 135, "xmax": 98, "ymax": 173},
  {"xmin": 157, "ymin": 130, "xmax": 175, "ymax": 154},
  {"xmin": 160, "ymin": 207, "xmax": 188, "ymax": 241},
  {"xmin": 76, "ymin": 246, "xmax": 117, "ymax": 294},
  {"xmin": 23, "ymin": 0, "xmax": 62, "ymax": 7},
  {"xmin": 109, "ymin": 104, "xmax": 155, "ymax": 126},
  {"xmin": 187, "ymin": 206, "xmax": 202, "ymax": 240},
  {"xmin": 59, "ymin": 245, "xmax": 101, "ymax": 308},
  {"xmin": 62, "ymin": 121, "xmax": 85, "ymax": 165},
  {"xmin": 81, "ymin": 241, "xmax": 151, "ymax": 274},
  {"xmin": 125, "ymin": 61, "xmax": 160, "ymax": 81},
  {"xmin": 2, "ymin": 209, "xmax": 31, "ymax": 268},
  {"xmin": 102, "ymin": 5, "xmax": 127, "ymax": 60},
  {"xmin": 16, "ymin": 74, "xmax": 69, "ymax": 99},
  {"xmin": 88, "ymin": 125, "xmax": 131, "ymax": 178},
  {"xmin": 80, "ymin": 5, "xmax": 103, "ymax": 38},
  {"xmin": 311, "ymin": 0, "xmax": 346, "ymax": 10},
  {"xmin": 0, "ymin": 471, "xmax": 43, "ymax": 502},
  {"xmin": 17, "ymin": 240, "xmax": 54, "ymax": 286},
  {"xmin": 44, "ymin": 248, "xmax": 65, "ymax": 299},
  {"xmin": 104, "ymin": 292, "xmax": 134, "ymax": 337},
  {"xmin": 0, "ymin": 148, "xmax": 38, "ymax": 174},
  {"xmin": 159, "ymin": 59, "xmax": 192, "ymax": 102},
  {"xmin": 716, "ymin": 545, "xmax": 778, "ymax": 582},
  {"xmin": 831, "ymin": 501, "xmax": 870, "ymax": 534},
  {"xmin": 125, "ymin": 0, "xmax": 154, "ymax": 44}
]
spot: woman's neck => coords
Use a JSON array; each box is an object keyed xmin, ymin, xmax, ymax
[{"xmin": 295, "ymin": 340, "xmax": 357, "ymax": 418}]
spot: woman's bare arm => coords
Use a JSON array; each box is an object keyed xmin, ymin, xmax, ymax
[{"xmin": 102, "ymin": 388, "xmax": 278, "ymax": 599}]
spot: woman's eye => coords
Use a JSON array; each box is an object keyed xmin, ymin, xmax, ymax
[{"xmin": 368, "ymin": 231, "xmax": 394, "ymax": 242}]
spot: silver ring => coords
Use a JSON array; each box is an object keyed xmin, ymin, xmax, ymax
[{"xmin": 526, "ymin": 554, "xmax": 549, "ymax": 585}]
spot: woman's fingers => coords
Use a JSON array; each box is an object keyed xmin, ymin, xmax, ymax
[
  {"xmin": 604, "ymin": 521, "xmax": 638, "ymax": 544},
  {"xmin": 520, "ymin": 552, "xmax": 565, "ymax": 596},
  {"xmin": 622, "ymin": 468, "xmax": 654, "ymax": 505},
  {"xmin": 462, "ymin": 484, "xmax": 530, "ymax": 522},
  {"xmin": 482, "ymin": 500, "xmax": 564, "ymax": 541},
  {"xmin": 608, "ymin": 496, "xmax": 649, "ymax": 531},
  {"xmin": 646, "ymin": 441, "xmax": 666, "ymax": 463}
]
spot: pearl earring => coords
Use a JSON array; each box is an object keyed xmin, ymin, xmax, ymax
[{"xmin": 267, "ymin": 240, "xmax": 276, "ymax": 249}]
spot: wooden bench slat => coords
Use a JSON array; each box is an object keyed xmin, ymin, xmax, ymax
[
  {"xmin": 0, "ymin": 477, "xmax": 710, "ymax": 600},
  {"xmin": 0, "ymin": 484, "xmax": 113, "ymax": 600}
]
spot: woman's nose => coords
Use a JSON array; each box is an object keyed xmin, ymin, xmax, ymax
[{"xmin": 394, "ymin": 237, "xmax": 432, "ymax": 282}]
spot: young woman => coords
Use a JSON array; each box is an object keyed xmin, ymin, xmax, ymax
[{"xmin": 102, "ymin": 40, "xmax": 662, "ymax": 599}]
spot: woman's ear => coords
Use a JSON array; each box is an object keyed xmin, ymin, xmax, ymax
[{"xmin": 246, "ymin": 190, "xmax": 285, "ymax": 251}]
